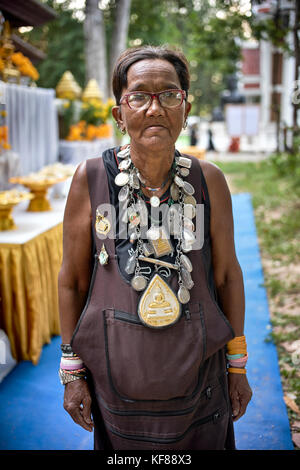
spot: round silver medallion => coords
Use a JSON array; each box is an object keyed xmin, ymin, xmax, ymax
[
  {"xmin": 117, "ymin": 147, "xmax": 130, "ymax": 159},
  {"xmin": 183, "ymin": 181, "xmax": 195, "ymax": 196},
  {"xmin": 184, "ymin": 195, "xmax": 197, "ymax": 207},
  {"xmin": 177, "ymin": 285, "xmax": 190, "ymax": 304},
  {"xmin": 179, "ymin": 167, "xmax": 190, "ymax": 177},
  {"xmin": 131, "ymin": 275, "xmax": 147, "ymax": 291},
  {"xmin": 184, "ymin": 204, "xmax": 196, "ymax": 219},
  {"xmin": 150, "ymin": 196, "xmax": 160, "ymax": 208},
  {"xmin": 170, "ymin": 183, "xmax": 179, "ymax": 201},
  {"xmin": 118, "ymin": 158, "xmax": 131, "ymax": 171},
  {"xmin": 115, "ymin": 171, "xmax": 129, "ymax": 186}
]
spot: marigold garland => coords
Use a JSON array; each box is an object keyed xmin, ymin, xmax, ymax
[
  {"xmin": 66, "ymin": 122, "xmax": 112, "ymax": 141},
  {"xmin": 0, "ymin": 125, "xmax": 11, "ymax": 150},
  {"xmin": 11, "ymin": 52, "xmax": 39, "ymax": 81}
]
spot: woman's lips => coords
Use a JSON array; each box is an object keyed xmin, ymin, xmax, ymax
[{"xmin": 145, "ymin": 125, "xmax": 166, "ymax": 131}]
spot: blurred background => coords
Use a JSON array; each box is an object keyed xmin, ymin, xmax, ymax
[{"xmin": 0, "ymin": 0, "xmax": 299, "ymax": 451}]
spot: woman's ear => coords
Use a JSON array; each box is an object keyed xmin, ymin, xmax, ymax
[
  {"xmin": 112, "ymin": 106, "xmax": 125, "ymax": 133},
  {"xmin": 185, "ymin": 101, "xmax": 192, "ymax": 120}
]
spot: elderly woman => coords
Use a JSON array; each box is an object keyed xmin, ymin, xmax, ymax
[{"xmin": 58, "ymin": 45, "xmax": 252, "ymax": 450}]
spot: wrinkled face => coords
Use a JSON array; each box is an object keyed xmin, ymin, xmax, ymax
[{"xmin": 112, "ymin": 59, "xmax": 191, "ymax": 151}]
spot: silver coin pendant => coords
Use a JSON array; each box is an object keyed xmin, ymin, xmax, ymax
[
  {"xmin": 115, "ymin": 172, "xmax": 129, "ymax": 187},
  {"xmin": 131, "ymin": 275, "xmax": 147, "ymax": 291},
  {"xmin": 177, "ymin": 285, "xmax": 190, "ymax": 304}
]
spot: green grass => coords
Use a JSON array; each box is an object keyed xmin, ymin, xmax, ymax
[
  {"xmin": 214, "ymin": 158, "xmax": 300, "ymax": 441},
  {"xmin": 215, "ymin": 160, "xmax": 300, "ymax": 264}
]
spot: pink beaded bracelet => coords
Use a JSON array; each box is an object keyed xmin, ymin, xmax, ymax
[{"xmin": 228, "ymin": 353, "xmax": 248, "ymax": 368}]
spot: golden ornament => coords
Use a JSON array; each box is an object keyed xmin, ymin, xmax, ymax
[{"xmin": 138, "ymin": 274, "xmax": 181, "ymax": 328}]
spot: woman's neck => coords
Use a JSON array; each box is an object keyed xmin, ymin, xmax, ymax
[{"xmin": 129, "ymin": 141, "xmax": 175, "ymax": 190}]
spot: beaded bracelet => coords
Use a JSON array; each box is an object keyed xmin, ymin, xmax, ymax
[
  {"xmin": 226, "ymin": 336, "xmax": 248, "ymax": 374},
  {"xmin": 227, "ymin": 353, "xmax": 248, "ymax": 369},
  {"xmin": 60, "ymin": 355, "xmax": 84, "ymax": 370},
  {"xmin": 59, "ymin": 344, "xmax": 86, "ymax": 385}
]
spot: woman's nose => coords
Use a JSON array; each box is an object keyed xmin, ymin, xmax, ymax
[{"xmin": 146, "ymin": 95, "xmax": 164, "ymax": 115}]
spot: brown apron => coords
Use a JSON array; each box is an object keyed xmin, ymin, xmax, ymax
[{"xmin": 71, "ymin": 152, "xmax": 236, "ymax": 450}]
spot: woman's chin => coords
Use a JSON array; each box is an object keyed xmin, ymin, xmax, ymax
[{"xmin": 133, "ymin": 134, "xmax": 176, "ymax": 151}]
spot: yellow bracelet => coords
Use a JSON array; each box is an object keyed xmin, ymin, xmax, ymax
[{"xmin": 228, "ymin": 367, "xmax": 247, "ymax": 374}]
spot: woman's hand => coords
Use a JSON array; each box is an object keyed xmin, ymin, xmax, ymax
[
  {"xmin": 228, "ymin": 373, "xmax": 252, "ymax": 421},
  {"xmin": 63, "ymin": 379, "xmax": 94, "ymax": 432}
]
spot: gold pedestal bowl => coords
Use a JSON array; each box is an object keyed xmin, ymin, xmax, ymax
[
  {"xmin": 9, "ymin": 176, "xmax": 66, "ymax": 212},
  {"xmin": 0, "ymin": 190, "xmax": 33, "ymax": 230}
]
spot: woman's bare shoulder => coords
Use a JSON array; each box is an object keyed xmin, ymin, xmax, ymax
[
  {"xmin": 197, "ymin": 159, "xmax": 229, "ymax": 198},
  {"xmin": 198, "ymin": 159, "xmax": 225, "ymax": 182},
  {"xmin": 64, "ymin": 160, "xmax": 91, "ymax": 220}
]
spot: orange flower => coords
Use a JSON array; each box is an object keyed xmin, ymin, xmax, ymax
[
  {"xmin": 86, "ymin": 124, "xmax": 98, "ymax": 140},
  {"xmin": 11, "ymin": 51, "xmax": 39, "ymax": 81},
  {"xmin": 11, "ymin": 52, "xmax": 24, "ymax": 66},
  {"xmin": 66, "ymin": 124, "xmax": 84, "ymax": 141},
  {"xmin": 0, "ymin": 125, "xmax": 11, "ymax": 149},
  {"xmin": 95, "ymin": 124, "xmax": 112, "ymax": 138}
]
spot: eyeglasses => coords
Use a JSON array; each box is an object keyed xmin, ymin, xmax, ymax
[{"xmin": 120, "ymin": 89, "xmax": 186, "ymax": 110}]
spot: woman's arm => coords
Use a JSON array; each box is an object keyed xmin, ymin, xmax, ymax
[
  {"xmin": 58, "ymin": 161, "xmax": 93, "ymax": 343},
  {"xmin": 201, "ymin": 160, "xmax": 252, "ymax": 421},
  {"xmin": 201, "ymin": 160, "xmax": 245, "ymax": 336},
  {"xmin": 58, "ymin": 161, "xmax": 94, "ymax": 432}
]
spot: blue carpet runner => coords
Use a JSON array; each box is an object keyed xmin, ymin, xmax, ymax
[{"xmin": 0, "ymin": 193, "xmax": 294, "ymax": 450}]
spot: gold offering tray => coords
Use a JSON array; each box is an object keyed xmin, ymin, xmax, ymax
[
  {"xmin": 180, "ymin": 146, "xmax": 205, "ymax": 159},
  {"xmin": 9, "ymin": 175, "xmax": 67, "ymax": 212},
  {"xmin": 0, "ymin": 190, "xmax": 33, "ymax": 230}
]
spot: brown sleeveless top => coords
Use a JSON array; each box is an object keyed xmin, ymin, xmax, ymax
[{"xmin": 71, "ymin": 148, "xmax": 236, "ymax": 450}]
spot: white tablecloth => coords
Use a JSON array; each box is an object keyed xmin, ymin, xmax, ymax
[
  {"xmin": 0, "ymin": 197, "xmax": 66, "ymax": 245},
  {"xmin": 59, "ymin": 138, "xmax": 115, "ymax": 165},
  {"xmin": 2, "ymin": 81, "xmax": 59, "ymax": 174}
]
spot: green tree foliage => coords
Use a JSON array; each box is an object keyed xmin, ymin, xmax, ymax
[
  {"xmin": 129, "ymin": 0, "xmax": 252, "ymax": 115},
  {"xmin": 22, "ymin": 0, "xmax": 252, "ymax": 115},
  {"xmin": 22, "ymin": 0, "xmax": 85, "ymax": 89}
]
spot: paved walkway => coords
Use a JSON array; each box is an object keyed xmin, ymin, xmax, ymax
[
  {"xmin": 0, "ymin": 193, "xmax": 294, "ymax": 450},
  {"xmin": 232, "ymin": 193, "xmax": 293, "ymax": 450}
]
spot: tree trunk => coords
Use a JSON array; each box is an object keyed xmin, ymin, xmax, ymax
[
  {"xmin": 84, "ymin": 0, "xmax": 108, "ymax": 100},
  {"xmin": 109, "ymin": 0, "xmax": 132, "ymax": 97},
  {"xmin": 292, "ymin": 0, "xmax": 299, "ymax": 137}
]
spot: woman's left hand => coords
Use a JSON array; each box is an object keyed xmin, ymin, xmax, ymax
[{"xmin": 228, "ymin": 373, "xmax": 252, "ymax": 421}]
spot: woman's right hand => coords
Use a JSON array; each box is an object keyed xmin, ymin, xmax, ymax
[{"xmin": 63, "ymin": 379, "xmax": 94, "ymax": 432}]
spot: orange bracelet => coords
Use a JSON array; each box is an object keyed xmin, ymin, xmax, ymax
[
  {"xmin": 227, "ymin": 335, "xmax": 247, "ymax": 355},
  {"xmin": 228, "ymin": 367, "xmax": 247, "ymax": 374}
]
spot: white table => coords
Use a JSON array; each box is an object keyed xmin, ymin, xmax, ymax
[
  {"xmin": 59, "ymin": 138, "xmax": 115, "ymax": 165},
  {"xmin": 0, "ymin": 197, "xmax": 66, "ymax": 364}
]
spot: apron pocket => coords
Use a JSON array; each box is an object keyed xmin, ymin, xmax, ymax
[{"xmin": 103, "ymin": 305, "xmax": 205, "ymax": 402}]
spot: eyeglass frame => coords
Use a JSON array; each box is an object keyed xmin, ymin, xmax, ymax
[{"xmin": 119, "ymin": 89, "xmax": 187, "ymax": 110}]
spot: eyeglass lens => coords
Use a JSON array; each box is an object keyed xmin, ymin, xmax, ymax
[{"xmin": 127, "ymin": 91, "xmax": 183, "ymax": 109}]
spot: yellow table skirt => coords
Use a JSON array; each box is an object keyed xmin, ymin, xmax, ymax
[{"xmin": 0, "ymin": 223, "xmax": 62, "ymax": 364}]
